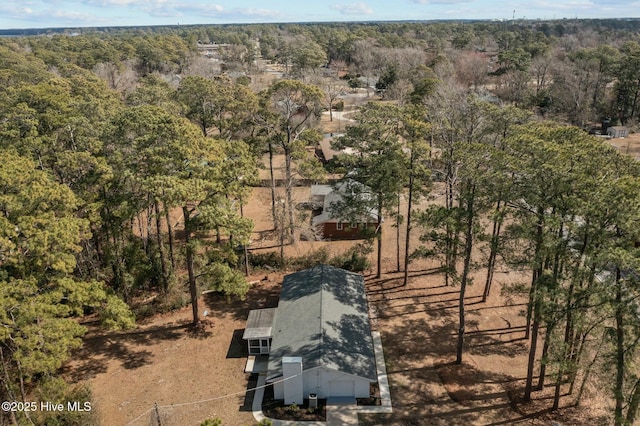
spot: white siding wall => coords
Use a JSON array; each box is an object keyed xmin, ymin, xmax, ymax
[
  {"xmin": 303, "ymin": 367, "xmax": 371, "ymax": 399},
  {"xmin": 274, "ymin": 381, "xmax": 283, "ymax": 399},
  {"xmin": 271, "ymin": 367, "xmax": 372, "ymax": 401},
  {"xmin": 271, "ymin": 367, "xmax": 373, "ymax": 401}
]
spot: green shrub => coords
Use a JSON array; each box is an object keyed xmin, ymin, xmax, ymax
[
  {"xmin": 289, "ymin": 248, "xmax": 329, "ymax": 270},
  {"xmin": 32, "ymin": 378, "xmax": 98, "ymax": 426},
  {"xmin": 330, "ymin": 242, "xmax": 372, "ymax": 272},
  {"xmin": 236, "ymin": 75, "xmax": 251, "ymax": 86},
  {"xmin": 201, "ymin": 418, "xmax": 223, "ymax": 426},
  {"xmin": 248, "ymin": 251, "xmax": 285, "ymax": 270}
]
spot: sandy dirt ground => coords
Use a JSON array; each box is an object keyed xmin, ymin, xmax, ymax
[
  {"xmin": 63, "ymin": 113, "xmax": 622, "ymax": 426},
  {"xmin": 607, "ymin": 131, "xmax": 640, "ymax": 160},
  {"xmin": 65, "ymin": 184, "xmax": 612, "ymax": 426}
]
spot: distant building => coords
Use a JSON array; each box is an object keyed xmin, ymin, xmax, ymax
[
  {"xmin": 317, "ymin": 134, "xmax": 351, "ymax": 163},
  {"xmin": 608, "ymin": 126, "xmax": 629, "ymax": 139},
  {"xmin": 311, "ymin": 181, "xmax": 381, "ymax": 240}
]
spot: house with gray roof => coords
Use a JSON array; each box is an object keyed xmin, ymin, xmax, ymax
[{"xmin": 261, "ymin": 265, "xmax": 377, "ymax": 404}]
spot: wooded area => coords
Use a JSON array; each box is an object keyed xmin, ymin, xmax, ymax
[{"xmin": 2, "ymin": 19, "xmax": 640, "ymax": 425}]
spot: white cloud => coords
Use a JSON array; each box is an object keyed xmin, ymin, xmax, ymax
[
  {"xmin": 411, "ymin": 0, "xmax": 469, "ymax": 4},
  {"xmin": 227, "ymin": 7, "xmax": 284, "ymax": 18},
  {"xmin": 0, "ymin": 2, "xmax": 103, "ymax": 25},
  {"xmin": 330, "ymin": 2, "xmax": 373, "ymax": 15},
  {"xmin": 52, "ymin": 9, "xmax": 100, "ymax": 21},
  {"xmin": 82, "ymin": 0, "xmax": 143, "ymax": 5},
  {"xmin": 148, "ymin": 3, "xmax": 284, "ymax": 20}
]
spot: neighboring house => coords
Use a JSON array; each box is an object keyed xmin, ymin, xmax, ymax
[
  {"xmin": 317, "ymin": 133, "xmax": 351, "ymax": 163},
  {"xmin": 262, "ymin": 265, "xmax": 377, "ymax": 404},
  {"xmin": 608, "ymin": 126, "xmax": 629, "ymax": 138},
  {"xmin": 311, "ymin": 182, "xmax": 381, "ymax": 240}
]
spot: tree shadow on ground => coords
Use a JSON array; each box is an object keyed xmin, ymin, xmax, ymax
[
  {"xmin": 65, "ymin": 322, "xmax": 189, "ymax": 382},
  {"xmin": 202, "ymin": 279, "xmax": 280, "ymax": 323},
  {"xmin": 371, "ymin": 274, "xmax": 531, "ymax": 424},
  {"xmin": 365, "ymin": 268, "xmax": 444, "ymax": 294},
  {"xmin": 376, "ymin": 294, "xmax": 485, "ymax": 319},
  {"xmin": 378, "ymin": 317, "xmax": 525, "ymax": 424}
]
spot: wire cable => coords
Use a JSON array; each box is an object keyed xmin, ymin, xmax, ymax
[{"xmin": 124, "ymin": 372, "xmax": 300, "ymax": 425}]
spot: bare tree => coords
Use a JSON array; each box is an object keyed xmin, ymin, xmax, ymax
[
  {"xmin": 93, "ymin": 60, "xmax": 138, "ymax": 93},
  {"xmin": 181, "ymin": 54, "xmax": 221, "ymax": 79},
  {"xmin": 310, "ymin": 76, "xmax": 345, "ymax": 121},
  {"xmin": 452, "ymin": 51, "xmax": 490, "ymax": 90}
]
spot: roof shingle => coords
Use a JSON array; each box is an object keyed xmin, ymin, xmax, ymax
[{"xmin": 267, "ymin": 265, "xmax": 376, "ymax": 381}]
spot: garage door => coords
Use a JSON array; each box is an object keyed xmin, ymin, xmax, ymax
[{"xmin": 328, "ymin": 380, "xmax": 355, "ymax": 397}]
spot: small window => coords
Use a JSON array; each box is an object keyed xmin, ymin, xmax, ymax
[
  {"xmin": 350, "ymin": 222, "xmax": 358, "ymax": 228},
  {"xmin": 336, "ymin": 222, "xmax": 343, "ymax": 230},
  {"xmin": 249, "ymin": 339, "xmax": 261, "ymax": 354}
]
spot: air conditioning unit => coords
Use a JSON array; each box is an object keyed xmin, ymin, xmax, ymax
[{"xmin": 308, "ymin": 393, "xmax": 318, "ymax": 409}]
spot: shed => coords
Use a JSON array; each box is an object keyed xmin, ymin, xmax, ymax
[
  {"xmin": 243, "ymin": 308, "xmax": 276, "ymax": 355},
  {"xmin": 266, "ymin": 265, "xmax": 376, "ymax": 404},
  {"xmin": 608, "ymin": 126, "xmax": 629, "ymax": 138}
]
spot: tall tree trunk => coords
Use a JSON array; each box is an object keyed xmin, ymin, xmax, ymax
[
  {"xmin": 240, "ymin": 201, "xmax": 250, "ymax": 276},
  {"xmin": 524, "ymin": 210, "xmax": 548, "ymax": 402},
  {"xmin": 268, "ymin": 141, "xmax": 277, "ymax": 229},
  {"xmin": 456, "ymin": 184, "xmax": 475, "ymax": 365},
  {"xmin": 183, "ymin": 206, "xmax": 199, "ymax": 326},
  {"xmin": 376, "ymin": 195, "xmax": 383, "ymax": 279},
  {"xmin": 576, "ymin": 329, "xmax": 604, "ymax": 407},
  {"xmin": 403, "ymin": 155, "xmax": 415, "ymax": 286},
  {"xmin": 444, "ymin": 169, "xmax": 457, "ymax": 287},
  {"xmin": 537, "ymin": 326, "xmax": 551, "ymax": 391},
  {"xmin": 136, "ymin": 213, "xmax": 146, "ymax": 252},
  {"xmin": 524, "ymin": 300, "xmax": 541, "ymax": 401},
  {"xmin": 146, "ymin": 197, "xmax": 153, "ymax": 252},
  {"xmin": 553, "ymin": 296, "xmax": 574, "ymax": 410},
  {"xmin": 444, "ymin": 157, "xmax": 454, "ymax": 287},
  {"xmin": 396, "ymin": 192, "xmax": 401, "ymax": 272},
  {"xmin": 526, "ymin": 209, "xmax": 545, "ymax": 340},
  {"xmin": 283, "ymin": 144, "xmax": 295, "ymax": 243},
  {"xmin": 483, "ymin": 199, "xmax": 503, "ymax": 302},
  {"xmin": 199, "ymin": 107, "xmax": 207, "ymax": 136},
  {"xmin": 538, "ymin": 240, "xmax": 564, "ymax": 393},
  {"xmin": 0, "ymin": 347, "xmax": 19, "ymax": 425},
  {"xmin": 566, "ymin": 231, "xmax": 590, "ymax": 394},
  {"xmin": 163, "ymin": 201, "xmax": 176, "ymax": 269},
  {"xmin": 614, "ymin": 266, "xmax": 625, "ymax": 426},
  {"xmin": 626, "ymin": 378, "xmax": 640, "ymax": 425},
  {"xmin": 154, "ymin": 200, "xmax": 169, "ymax": 292}
]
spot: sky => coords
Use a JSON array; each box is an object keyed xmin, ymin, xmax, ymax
[{"xmin": 1, "ymin": 0, "xmax": 639, "ymax": 30}]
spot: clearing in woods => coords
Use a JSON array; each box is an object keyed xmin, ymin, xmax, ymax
[{"xmin": 65, "ymin": 109, "xmax": 617, "ymax": 426}]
